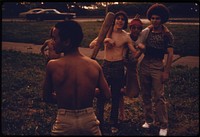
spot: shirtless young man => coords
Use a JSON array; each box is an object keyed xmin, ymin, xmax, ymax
[
  {"xmin": 40, "ymin": 27, "xmax": 62, "ymax": 64},
  {"xmin": 89, "ymin": 11, "xmax": 139, "ymax": 133},
  {"xmin": 42, "ymin": 20, "xmax": 111, "ymax": 135}
]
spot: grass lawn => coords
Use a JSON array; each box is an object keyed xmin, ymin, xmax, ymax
[
  {"xmin": 2, "ymin": 20, "xmax": 199, "ymax": 56},
  {"xmin": 2, "ymin": 50, "xmax": 199, "ymax": 136}
]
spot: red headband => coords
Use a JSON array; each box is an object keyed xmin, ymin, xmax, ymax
[{"xmin": 129, "ymin": 19, "xmax": 143, "ymax": 28}]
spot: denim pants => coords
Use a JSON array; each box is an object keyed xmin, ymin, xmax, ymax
[
  {"xmin": 51, "ymin": 107, "xmax": 101, "ymax": 135},
  {"xmin": 96, "ymin": 60, "xmax": 124, "ymax": 126},
  {"xmin": 139, "ymin": 57, "xmax": 168, "ymax": 129}
]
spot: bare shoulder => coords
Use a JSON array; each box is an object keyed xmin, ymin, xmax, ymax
[
  {"xmin": 123, "ymin": 31, "xmax": 132, "ymax": 41},
  {"xmin": 84, "ymin": 56, "xmax": 101, "ymax": 69},
  {"xmin": 46, "ymin": 58, "xmax": 61, "ymax": 70},
  {"xmin": 122, "ymin": 30, "xmax": 129, "ymax": 35},
  {"xmin": 122, "ymin": 30, "xmax": 131, "ymax": 38}
]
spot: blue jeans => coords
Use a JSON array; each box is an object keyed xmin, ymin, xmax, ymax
[
  {"xmin": 51, "ymin": 107, "xmax": 101, "ymax": 135},
  {"xmin": 96, "ymin": 60, "xmax": 124, "ymax": 126}
]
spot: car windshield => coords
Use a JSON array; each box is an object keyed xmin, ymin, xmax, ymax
[{"xmin": 38, "ymin": 9, "xmax": 60, "ymax": 14}]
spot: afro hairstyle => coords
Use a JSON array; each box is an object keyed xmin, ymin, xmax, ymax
[{"xmin": 147, "ymin": 3, "xmax": 170, "ymax": 24}]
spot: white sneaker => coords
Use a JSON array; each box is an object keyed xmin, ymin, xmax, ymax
[
  {"xmin": 142, "ymin": 122, "xmax": 152, "ymax": 128},
  {"xmin": 111, "ymin": 126, "xmax": 119, "ymax": 134},
  {"xmin": 159, "ymin": 128, "xmax": 168, "ymax": 136}
]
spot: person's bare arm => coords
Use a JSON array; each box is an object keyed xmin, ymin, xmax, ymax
[
  {"xmin": 134, "ymin": 43, "xmax": 145, "ymax": 59},
  {"xmin": 40, "ymin": 41, "xmax": 48, "ymax": 55},
  {"xmin": 42, "ymin": 61, "xmax": 57, "ymax": 104},
  {"xmin": 137, "ymin": 43, "xmax": 145, "ymax": 51},
  {"xmin": 162, "ymin": 47, "xmax": 173, "ymax": 83},
  {"xmin": 97, "ymin": 65, "xmax": 111, "ymax": 99},
  {"xmin": 127, "ymin": 37, "xmax": 138, "ymax": 58}
]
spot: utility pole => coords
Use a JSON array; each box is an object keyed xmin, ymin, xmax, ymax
[{"xmin": 105, "ymin": 2, "xmax": 108, "ymax": 15}]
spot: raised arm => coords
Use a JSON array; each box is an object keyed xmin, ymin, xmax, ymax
[{"xmin": 40, "ymin": 40, "xmax": 48, "ymax": 55}]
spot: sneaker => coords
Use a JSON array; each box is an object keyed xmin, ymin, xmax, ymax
[
  {"xmin": 142, "ymin": 122, "xmax": 152, "ymax": 128},
  {"xmin": 159, "ymin": 128, "xmax": 168, "ymax": 136},
  {"xmin": 111, "ymin": 126, "xmax": 119, "ymax": 134}
]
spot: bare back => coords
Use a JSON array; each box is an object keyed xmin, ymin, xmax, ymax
[
  {"xmin": 45, "ymin": 53, "xmax": 108, "ymax": 109},
  {"xmin": 104, "ymin": 30, "xmax": 131, "ymax": 61}
]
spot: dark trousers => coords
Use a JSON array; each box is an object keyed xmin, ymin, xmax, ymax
[{"xmin": 96, "ymin": 60, "xmax": 124, "ymax": 126}]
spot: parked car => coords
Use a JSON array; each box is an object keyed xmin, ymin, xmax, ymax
[
  {"xmin": 25, "ymin": 9, "xmax": 76, "ymax": 21},
  {"xmin": 19, "ymin": 8, "xmax": 45, "ymax": 18}
]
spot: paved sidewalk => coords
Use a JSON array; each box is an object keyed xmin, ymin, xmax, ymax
[{"xmin": 2, "ymin": 41, "xmax": 199, "ymax": 68}]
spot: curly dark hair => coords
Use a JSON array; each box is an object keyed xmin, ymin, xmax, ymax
[{"xmin": 146, "ymin": 3, "xmax": 170, "ymax": 24}]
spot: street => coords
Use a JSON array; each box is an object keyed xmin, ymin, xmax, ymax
[{"xmin": 2, "ymin": 18, "xmax": 199, "ymax": 25}]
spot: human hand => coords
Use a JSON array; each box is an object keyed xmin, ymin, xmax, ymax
[
  {"xmin": 162, "ymin": 71, "xmax": 169, "ymax": 83},
  {"xmin": 104, "ymin": 38, "xmax": 115, "ymax": 48},
  {"xmin": 95, "ymin": 88, "xmax": 100, "ymax": 96},
  {"xmin": 120, "ymin": 87, "xmax": 126, "ymax": 95},
  {"xmin": 137, "ymin": 43, "xmax": 145, "ymax": 51},
  {"xmin": 89, "ymin": 40, "xmax": 97, "ymax": 49}
]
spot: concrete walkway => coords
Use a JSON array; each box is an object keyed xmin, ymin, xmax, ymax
[{"xmin": 2, "ymin": 41, "xmax": 199, "ymax": 68}]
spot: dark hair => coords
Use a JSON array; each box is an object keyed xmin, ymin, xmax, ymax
[
  {"xmin": 55, "ymin": 20, "xmax": 83, "ymax": 48},
  {"xmin": 114, "ymin": 10, "xmax": 128, "ymax": 29},
  {"xmin": 146, "ymin": 3, "xmax": 169, "ymax": 24}
]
